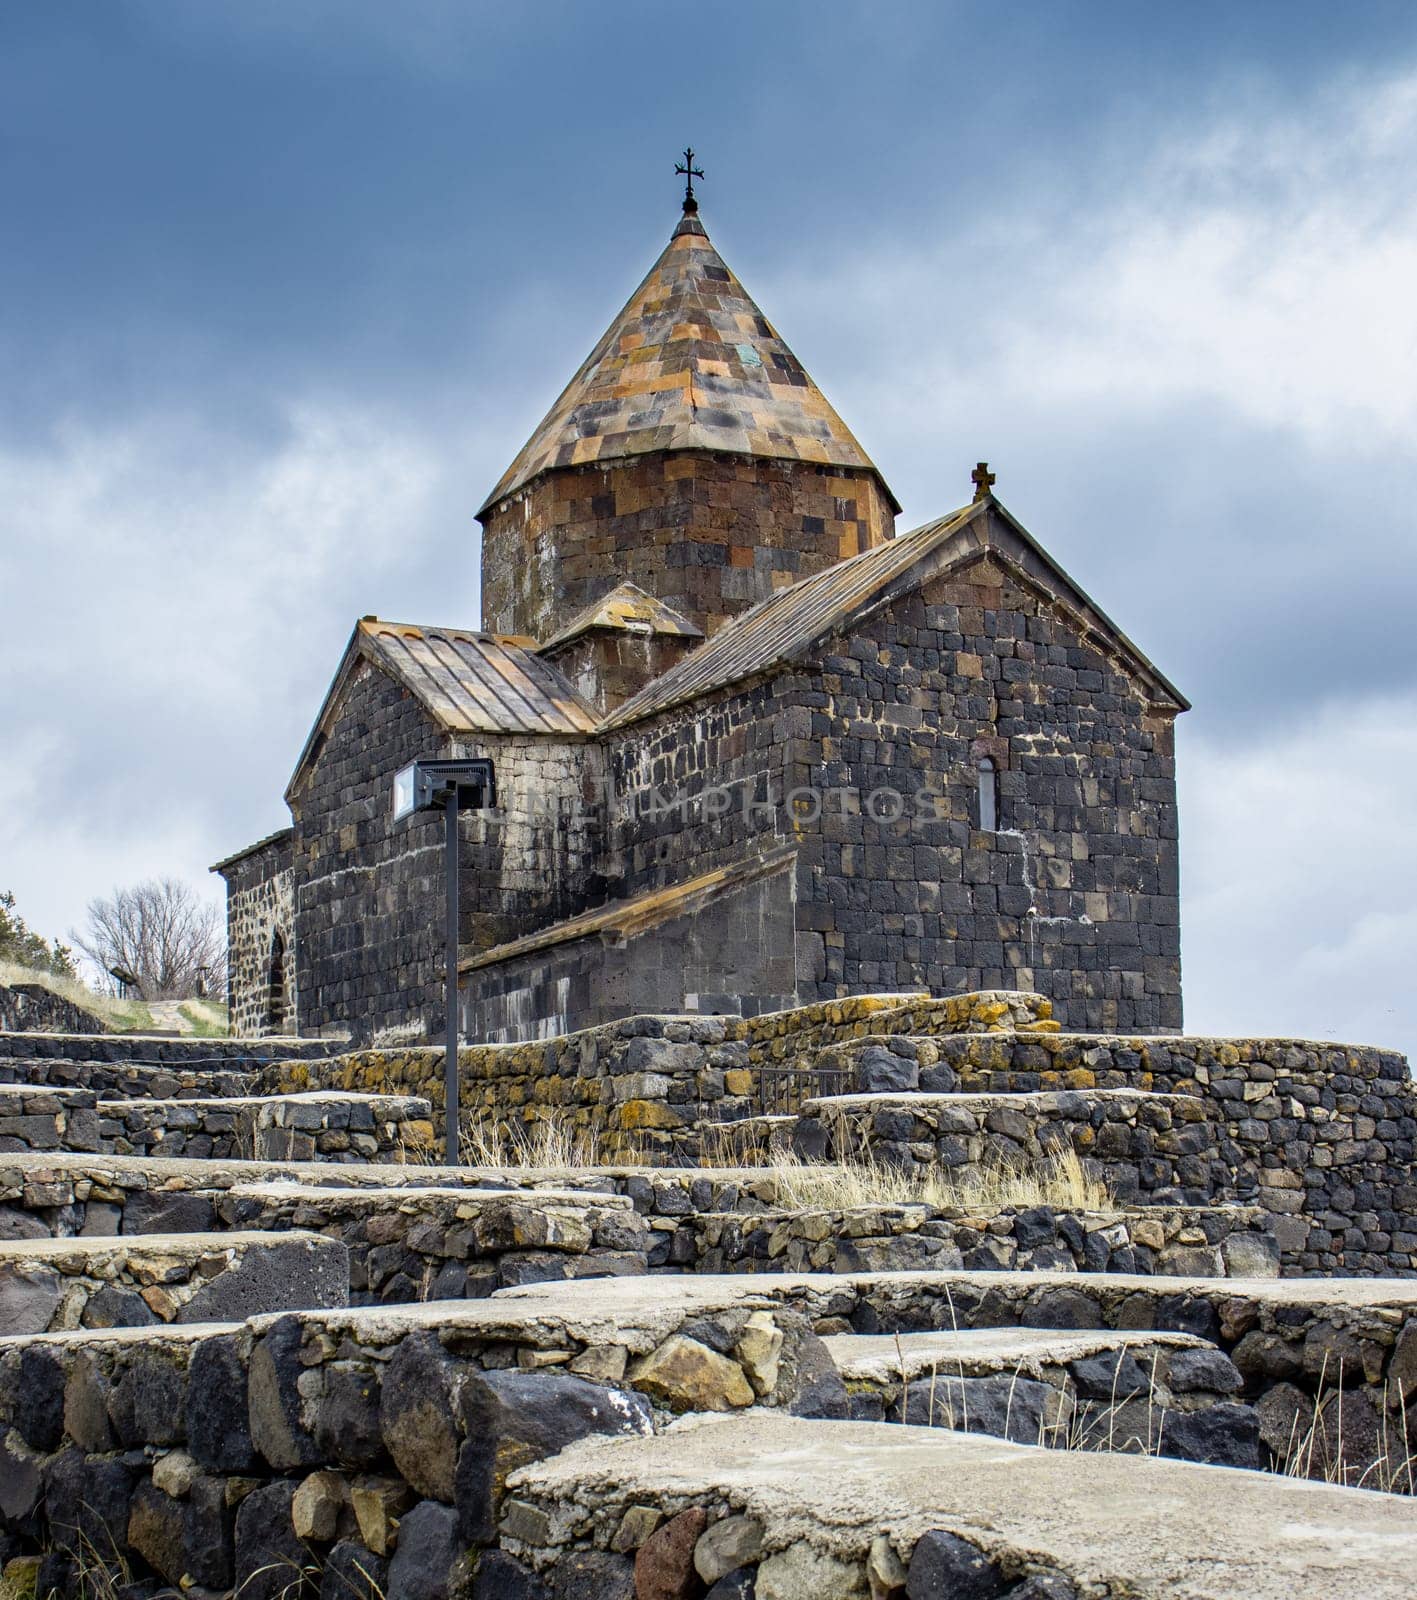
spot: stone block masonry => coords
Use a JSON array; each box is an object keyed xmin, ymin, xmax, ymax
[
  {"xmin": 794, "ymin": 1089, "xmax": 1232, "ymax": 1206},
  {"xmin": 213, "ymin": 1183, "xmax": 653, "ymax": 1302},
  {"xmin": 594, "ymin": 1267, "xmax": 1417, "ymax": 1486},
  {"xmin": 691, "ymin": 1202, "xmax": 1278, "ymax": 1279},
  {"xmin": 0, "ymin": 1030, "xmax": 329, "ymax": 1063},
  {"xmin": 0, "ymin": 1055, "xmax": 256, "ymax": 1100},
  {"xmin": 480, "ymin": 451, "xmax": 897, "ymax": 644},
  {"xmin": 911, "ymin": 1028, "xmax": 1417, "ymax": 1276},
  {"xmin": 0, "ymin": 1231, "xmax": 347, "ymax": 1333},
  {"xmin": 0, "ymin": 1085, "xmax": 100, "ymax": 1154},
  {"xmin": 216, "ymin": 828, "xmax": 296, "ymax": 1037},
  {"xmin": 827, "ymin": 1324, "xmax": 1255, "ymax": 1465},
  {"xmin": 95, "ymin": 1091, "xmax": 434, "ymax": 1163},
  {"xmin": 269, "ymin": 991, "xmax": 1061, "ymax": 1163},
  {"xmin": 0, "ymin": 983, "xmax": 104, "ymax": 1036}
]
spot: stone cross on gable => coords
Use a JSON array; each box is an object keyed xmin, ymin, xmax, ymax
[{"xmin": 971, "ymin": 461, "xmax": 997, "ymax": 502}]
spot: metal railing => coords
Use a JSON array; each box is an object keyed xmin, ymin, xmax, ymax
[{"xmin": 754, "ymin": 1062, "xmax": 849, "ymax": 1118}]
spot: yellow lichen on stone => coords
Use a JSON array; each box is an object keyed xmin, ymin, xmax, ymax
[{"xmin": 618, "ymin": 1099, "xmax": 683, "ymax": 1131}]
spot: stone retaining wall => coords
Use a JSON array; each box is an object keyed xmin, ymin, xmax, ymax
[
  {"xmin": 0, "ymin": 1231, "xmax": 348, "ymax": 1334},
  {"xmin": 0, "ymin": 1288, "xmax": 838, "ymax": 1595},
  {"xmin": 0, "ymin": 1086, "xmax": 100, "ymax": 1155},
  {"xmin": 96, "ymin": 1092, "xmax": 435, "ymax": 1164},
  {"xmin": 213, "ymin": 1184, "xmax": 653, "ymax": 1302},
  {"xmin": 690, "ymin": 1202, "xmax": 1278, "ymax": 1279},
  {"xmin": 267, "ymin": 991, "xmax": 1059, "ymax": 1162},
  {"xmin": 0, "ymin": 984, "xmax": 105, "ymax": 1036},
  {"xmin": 0, "ymin": 1056, "xmax": 255, "ymax": 1100},
  {"xmin": 0, "ymin": 1030, "xmax": 329, "ymax": 1063},
  {"xmin": 842, "ymin": 1030, "xmax": 1417, "ymax": 1276},
  {"xmin": 832, "ymin": 1326, "xmax": 1256, "ymax": 1466},
  {"xmin": 795, "ymin": 1088, "xmax": 1232, "ymax": 1206},
  {"xmin": 693, "ymin": 1268, "xmax": 1417, "ymax": 1488}
]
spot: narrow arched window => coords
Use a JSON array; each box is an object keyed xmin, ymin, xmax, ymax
[
  {"xmin": 978, "ymin": 758, "xmax": 999, "ymax": 832},
  {"xmin": 267, "ymin": 932, "xmax": 288, "ymax": 1032}
]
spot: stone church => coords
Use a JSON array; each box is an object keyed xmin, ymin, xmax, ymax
[{"xmin": 215, "ymin": 186, "xmax": 1187, "ymax": 1045}]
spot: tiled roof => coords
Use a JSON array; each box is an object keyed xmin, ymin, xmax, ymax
[
  {"xmin": 462, "ymin": 845, "xmax": 797, "ymax": 973},
  {"xmin": 358, "ymin": 619, "xmax": 599, "ymax": 736},
  {"xmin": 210, "ymin": 827, "xmax": 293, "ymax": 876},
  {"xmin": 540, "ymin": 582, "xmax": 704, "ymax": 654},
  {"xmin": 600, "ymin": 497, "xmax": 1188, "ymax": 729},
  {"xmin": 479, "ymin": 211, "xmax": 898, "ymax": 515}
]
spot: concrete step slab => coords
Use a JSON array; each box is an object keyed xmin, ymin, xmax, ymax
[
  {"xmin": 825, "ymin": 1326, "xmax": 1254, "ymax": 1462},
  {"xmin": 502, "ymin": 1411, "xmax": 1417, "ymax": 1600}
]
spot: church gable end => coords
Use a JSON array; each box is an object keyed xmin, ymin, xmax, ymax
[{"xmin": 784, "ymin": 552, "xmax": 1181, "ymax": 1031}]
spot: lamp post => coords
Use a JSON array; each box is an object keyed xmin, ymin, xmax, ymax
[{"xmin": 392, "ymin": 757, "xmax": 497, "ymax": 1164}]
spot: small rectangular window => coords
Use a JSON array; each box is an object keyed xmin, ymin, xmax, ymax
[{"xmin": 978, "ymin": 758, "xmax": 999, "ymax": 832}]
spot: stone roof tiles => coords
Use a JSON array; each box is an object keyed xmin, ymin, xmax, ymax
[
  {"xmin": 539, "ymin": 581, "xmax": 704, "ymax": 655},
  {"xmin": 479, "ymin": 212, "xmax": 898, "ymax": 516},
  {"xmin": 357, "ymin": 619, "xmax": 599, "ymax": 737}
]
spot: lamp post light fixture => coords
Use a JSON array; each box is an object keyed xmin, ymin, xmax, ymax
[{"xmin": 392, "ymin": 757, "xmax": 497, "ymax": 1164}]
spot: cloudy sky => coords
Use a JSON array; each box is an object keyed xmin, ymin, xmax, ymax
[{"xmin": 2, "ymin": 1, "xmax": 1414, "ymax": 1056}]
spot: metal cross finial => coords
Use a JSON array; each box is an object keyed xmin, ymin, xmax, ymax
[
  {"xmin": 972, "ymin": 461, "xmax": 997, "ymax": 502},
  {"xmin": 675, "ymin": 146, "xmax": 705, "ymax": 213}
]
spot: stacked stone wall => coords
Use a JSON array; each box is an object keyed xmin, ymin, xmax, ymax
[
  {"xmin": 0, "ymin": 1289, "xmax": 830, "ymax": 1594},
  {"xmin": 0, "ymin": 983, "xmax": 106, "ymax": 1036},
  {"xmin": 273, "ymin": 993, "xmax": 1059, "ymax": 1162},
  {"xmin": 920, "ymin": 1031, "xmax": 1417, "ymax": 1277}
]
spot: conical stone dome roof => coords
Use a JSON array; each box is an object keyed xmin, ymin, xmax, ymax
[{"xmin": 479, "ymin": 211, "xmax": 898, "ymax": 516}]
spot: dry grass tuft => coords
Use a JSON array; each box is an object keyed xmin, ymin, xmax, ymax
[
  {"xmin": 457, "ymin": 1115, "xmax": 603, "ymax": 1170},
  {"xmin": 769, "ymin": 1142, "xmax": 1114, "ymax": 1213},
  {"xmin": 1278, "ymin": 1360, "xmax": 1417, "ymax": 1494}
]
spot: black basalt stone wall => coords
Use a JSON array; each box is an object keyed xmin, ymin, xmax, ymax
[
  {"xmin": 604, "ymin": 550, "xmax": 1181, "ymax": 1034},
  {"xmin": 290, "ymin": 660, "xmax": 603, "ymax": 1041},
  {"xmin": 462, "ymin": 855, "xmax": 799, "ymax": 1042}
]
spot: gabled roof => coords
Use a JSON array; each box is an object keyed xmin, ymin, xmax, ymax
[
  {"xmin": 478, "ymin": 211, "xmax": 899, "ymax": 516},
  {"xmin": 539, "ymin": 582, "xmax": 704, "ymax": 655},
  {"xmin": 210, "ymin": 827, "xmax": 293, "ymax": 877},
  {"xmin": 600, "ymin": 497, "xmax": 1189, "ymax": 730},
  {"xmin": 287, "ymin": 618, "xmax": 597, "ymax": 799},
  {"xmin": 461, "ymin": 844, "xmax": 797, "ymax": 973}
]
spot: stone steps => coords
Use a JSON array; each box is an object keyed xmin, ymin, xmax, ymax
[
  {"xmin": 0, "ymin": 1230, "xmax": 348, "ymax": 1334},
  {"xmin": 502, "ymin": 1411, "xmax": 1417, "ymax": 1600},
  {"xmin": 495, "ymin": 1269, "xmax": 1417, "ymax": 1490},
  {"xmin": 1, "ymin": 1085, "xmax": 437, "ymax": 1162},
  {"xmin": 692, "ymin": 1200, "xmax": 1278, "ymax": 1278},
  {"xmin": 216, "ymin": 1182, "xmax": 653, "ymax": 1300},
  {"xmin": 826, "ymin": 1325, "xmax": 1258, "ymax": 1466},
  {"xmin": 0, "ymin": 1151, "xmax": 1279, "ymax": 1280},
  {"xmin": 0, "ymin": 1054, "xmax": 258, "ymax": 1100},
  {"xmin": 793, "ymin": 1087, "xmax": 1230, "ymax": 1206}
]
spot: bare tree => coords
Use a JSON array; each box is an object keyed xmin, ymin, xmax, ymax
[{"xmin": 74, "ymin": 878, "xmax": 226, "ymax": 1000}]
